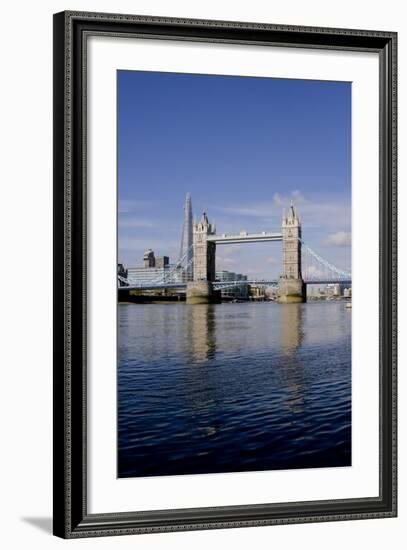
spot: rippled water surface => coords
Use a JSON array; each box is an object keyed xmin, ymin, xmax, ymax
[{"xmin": 118, "ymin": 301, "xmax": 351, "ymax": 477}]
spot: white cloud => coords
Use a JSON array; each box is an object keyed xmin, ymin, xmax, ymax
[
  {"xmin": 274, "ymin": 190, "xmax": 306, "ymax": 208},
  {"xmin": 119, "ymin": 237, "xmax": 178, "ymax": 252},
  {"xmin": 273, "ymin": 193, "xmax": 283, "ymax": 206},
  {"xmin": 303, "ymin": 265, "xmax": 325, "ymax": 278},
  {"xmin": 217, "ymin": 245, "xmax": 241, "ymax": 256},
  {"xmin": 118, "ymin": 218, "xmax": 156, "ymax": 229},
  {"xmin": 212, "ymin": 204, "xmax": 272, "ymax": 218},
  {"xmin": 216, "ymin": 245, "xmax": 241, "ymax": 270},
  {"xmin": 324, "ymin": 231, "xmax": 351, "ymax": 247},
  {"xmin": 211, "ymin": 191, "xmax": 350, "ymax": 234},
  {"xmin": 118, "ymin": 199, "xmax": 152, "ymax": 214},
  {"xmin": 291, "ymin": 190, "xmax": 307, "ymax": 204},
  {"xmin": 216, "ymin": 257, "xmax": 237, "ymax": 269}
]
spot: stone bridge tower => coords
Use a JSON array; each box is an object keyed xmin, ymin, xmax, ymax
[
  {"xmin": 192, "ymin": 211, "xmax": 216, "ymax": 282},
  {"xmin": 277, "ymin": 203, "xmax": 306, "ymax": 303},
  {"xmin": 187, "ymin": 211, "xmax": 217, "ymax": 304}
]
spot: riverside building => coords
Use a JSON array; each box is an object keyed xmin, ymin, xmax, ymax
[
  {"xmin": 215, "ymin": 270, "xmax": 249, "ymax": 300},
  {"xmin": 126, "ymin": 249, "xmax": 171, "ymax": 285}
]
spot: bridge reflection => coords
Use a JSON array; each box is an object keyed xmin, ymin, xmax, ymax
[
  {"xmin": 180, "ymin": 303, "xmax": 310, "ymax": 439},
  {"xmin": 185, "ymin": 302, "xmax": 306, "ymax": 363},
  {"xmin": 281, "ymin": 303, "xmax": 303, "ymax": 355},
  {"xmin": 187, "ymin": 304, "xmax": 217, "ymax": 363}
]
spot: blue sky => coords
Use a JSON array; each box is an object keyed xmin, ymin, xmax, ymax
[{"xmin": 118, "ymin": 70, "xmax": 351, "ymax": 279}]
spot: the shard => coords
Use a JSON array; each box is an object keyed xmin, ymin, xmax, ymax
[{"xmin": 179, "ymin": 192, "xmax": 194, "ymax": 281}]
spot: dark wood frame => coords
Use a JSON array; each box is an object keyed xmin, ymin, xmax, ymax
[{"xmin": 53, "ymin": 10, "xmax": 397, "ymax": 538}]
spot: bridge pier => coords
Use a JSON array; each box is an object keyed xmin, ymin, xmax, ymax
[
  {"xmin": 277, "ymin": 277, "xmax": 306, "ymax": 303},
  {"xmin": 186, "ymin": 281, "xmax": 220, "ymax": 304}
]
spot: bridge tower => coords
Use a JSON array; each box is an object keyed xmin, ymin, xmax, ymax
[
  {"xmin": 187, "ymin": 211, "xmax": 217, "ymax": 304},
  {"xmin": 277, "ymin": 203, "xmax": 306, "ymax": 303},
  {"xmin": 192, "ymin": 211, "xmax": 216, "ymax": 282}
]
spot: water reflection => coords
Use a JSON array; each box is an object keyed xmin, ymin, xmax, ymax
[
  {"xmin": 118, "ymin": 301, "xmax": 352, "ymax": 477},
  {"xmin": 184, "ymin": 301, "xmax": 306, "ymax": 361},
  {"xmin": 186, "ymin": 304, "xmax": 216, "ymax": 363},
  {"xmin": 277, "ymin": 305, "xmax": 306, "ymax": 416},
  {"xmin": 280, "ymin": 303, "xmax": 303, "ymax": 355}
]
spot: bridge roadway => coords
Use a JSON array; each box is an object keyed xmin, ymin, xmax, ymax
[
  {"xmin": 118, "ymin": 279, "xmax": 351, "ymax": 291},
  {"xmin": 207, "ymin": 231, "xmax": 282, "ymax": 245}
]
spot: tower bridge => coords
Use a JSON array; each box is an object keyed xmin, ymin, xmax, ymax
[
  {"xmin": 118, "ymin": 195, "xmax": 351, "ymax": 304},
  {"xmin": 189, "ymin": 203, "xmax": 305, "ymax": 303}
]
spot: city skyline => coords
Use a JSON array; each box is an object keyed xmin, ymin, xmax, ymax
[{"xmin": 118, "ymin": 70, "xmax": 351, "ymax": 279}]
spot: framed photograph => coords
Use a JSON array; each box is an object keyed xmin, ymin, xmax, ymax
[{"xmin": 53, "ymin": 11, "xmax": 397, "ymax": 538}]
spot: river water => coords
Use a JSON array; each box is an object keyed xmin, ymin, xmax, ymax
[{"xmin": 118, "ymin": 301, "xmax": 351, "ymax": 478}]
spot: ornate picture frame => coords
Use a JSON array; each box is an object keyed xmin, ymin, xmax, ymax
[{"xmin": 53, "ymin": 11, "xmax": 397, "ymax": 538}]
